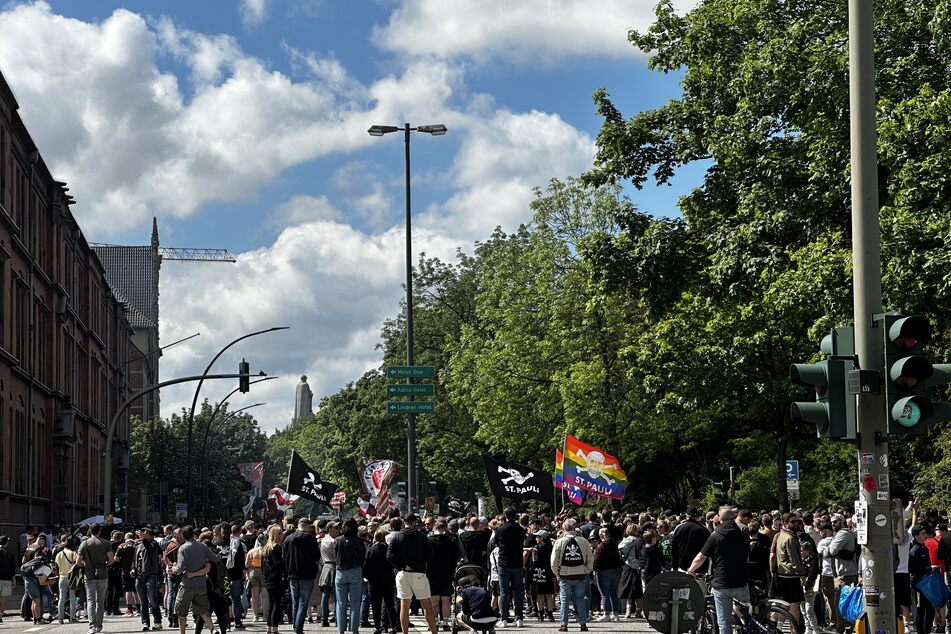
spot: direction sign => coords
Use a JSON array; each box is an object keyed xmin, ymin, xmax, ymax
[
  {"xmin": 386, "ymin": 366, "xmax": 435, "ymax": 379},
  {"xmin": 786, "ymin": 460, "xmax": 800, "ymax": 482},
  {"xmin": 387, "ymin": 384, "xmax": 435, "ymax": 397},
  {"xmin": 387, "ymin": 401, "xmax": 435, "ymax": 414}
]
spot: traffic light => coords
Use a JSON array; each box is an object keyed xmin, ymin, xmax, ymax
[
  {"xmin": 239, "ymin": 358, "xmax": 250, "ymax": 393},
  {"xmin": 789, "ymin": 327, "xmax": 856, "ymax": 439},
  {"xmin": 882, "ymin": 314, "xmax": 951, "ymax": 435}
]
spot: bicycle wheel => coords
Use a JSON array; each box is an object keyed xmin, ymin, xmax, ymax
[
  {"xmin": 698, "ymin": 601, "xmax": 719, "ymax": 634},
  {"xmin": 756, "ymin": 604, "xmax": 803, "ymax": 634}
]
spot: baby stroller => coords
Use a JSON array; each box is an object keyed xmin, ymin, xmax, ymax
[{"xmin": 450, "ymin": 563, "xmax": 492, "ymax": 634}]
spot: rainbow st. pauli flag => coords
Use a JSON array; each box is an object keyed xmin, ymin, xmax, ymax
[
  {"xmin": 562, "ymin": 435, "xmax": 628, "ymax": 500},
  {"xmin": 555, "ymin": 450, "xmax": 585, "ymax": 505}
]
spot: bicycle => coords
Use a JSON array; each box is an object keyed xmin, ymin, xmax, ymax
[{"xmin": 698, "ymin": 578, "xmax": 803, "ymax": 634}]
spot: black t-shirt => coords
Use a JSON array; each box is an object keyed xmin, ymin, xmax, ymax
[
  {"xmin": 494, "ymin": 522, "xmax": 527, "ymax": 569},
  {"xmin": 461, "ymin": 586, "xmax": 495, "ymax": 620},
  {"xmin": 700, "ymin": 520, "xmax": 749, "ymax": 590},
  {"xmin": 747, "ymin": 532, "xmax": 771, "ymax": 584},
  {"xmin": 0, "ymin": 549, "xmax": 14, "ymax": 580}
]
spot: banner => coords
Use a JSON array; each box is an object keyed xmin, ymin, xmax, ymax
[
  {"xmin": 482, "ymin": 454, "xmax": 554, "ymax": 503},
  {"xmin": 268, "ymin": 487, "xmax": 299, "ymax": 512},
  {"xmin": 361, "ymin": 459, "xmax": 399, "ymax": 513},
  {"xmin": 555, "ymin": 450, "xmax": 585, "ymax": 505},
  {"xmin": 238, "ymin": 461, "xmax": 265, "ymax": 519},
  {"xmin": 562, "ymin": 435, "xmax": 628, "ymax": 500},
  {"xmin": 286, "ymin": 450, "xmax": 339, "ymax": 507}
]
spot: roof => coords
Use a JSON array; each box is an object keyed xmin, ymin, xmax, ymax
[{"xmin": 91, "ymin": 245, "xmax": 160, "ymax": 329}]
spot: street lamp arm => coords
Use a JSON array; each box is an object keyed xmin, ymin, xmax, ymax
[
  {"xmin": 102, "ymin": 372, "xmax": 256, "ymax": 517},
  {"xmin": 185, "ymin": 326, "xmax": 289, "ymax": 523}
]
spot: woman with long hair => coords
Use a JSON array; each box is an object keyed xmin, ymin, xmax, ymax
[
  {"xmin": 334, "ymin": 518, "xmax": 368, "ymax": 634},
  {"xmin": 262, "ymin": 525, "xmax": 288, "ymax": 634},
  {"xmin": 246, "ymin": 533, "xmax": 268, "ymax": 622},
  {"xmin": 593, "ymin": 527, "xmax": 623, "ymax": 622}
]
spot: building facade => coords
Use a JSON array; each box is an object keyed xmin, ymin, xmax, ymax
[{"xmin": 0, "ymin": 69, "xmax": 137, "ymax": 539}]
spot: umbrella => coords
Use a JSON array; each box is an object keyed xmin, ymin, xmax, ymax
[{"xmin": 77, "ymin": 515, "xmax": 123, "ymax": 526}]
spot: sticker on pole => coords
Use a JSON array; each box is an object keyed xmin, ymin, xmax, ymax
[
  {"xmin": 861, "ymin": 453, "xmax": 875, "ymax": 465},
  {"xmin": 863, "ymin": 475, "xmax": 877, "ymax": 492}
]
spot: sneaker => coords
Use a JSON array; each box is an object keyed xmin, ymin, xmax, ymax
[
  {"xmin": 496, "ymin": 619, "xmax": 507, "ymax": 629},
  {"xmin": 234, "ymin": 624, "xmax": 246, "ymax": 630},
  {"xmin": 153, "ymin": 625, "xmax": 163, "ymax": 631},
  {"xmin": 558, "ymin": 626, "xmax": 568, "ymax": 633},
  {"xmin": 514, "ymin": 618, "xmax": 523, "ymax": 628},
  {"xmin": 322, "ymin": 620, "xmax": 330, "ymax": 628},
  {"xmin": 143, "ymin": 626, "xmax": 151, "ymax": 631},
  {"xmin": 594, "ymin": 613, "xmax": 610, "ymax": 622},
  {"xmin": 613, "ymin": 613, "xmax": 622, "ymax": 622},
  {"xmin": 579, "ymin": 625, "xmax": 588, "ymax": 632}
]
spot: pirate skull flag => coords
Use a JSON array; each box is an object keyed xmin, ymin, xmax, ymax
[
  {"xmin": 562, "ymin": 435, "xmax": 627, "ymax": 500},
  {"xmin": 287, "ymin": 450, "xmax": 339, "ymax": 507},
  {"xmin": 482, "ymin": 454, "xmax": 554, "ymax": 503}
]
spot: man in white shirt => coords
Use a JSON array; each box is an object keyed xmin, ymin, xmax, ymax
[{"xmin": 816, "ymin": 521, "xmax": 837, "ymax": 632}]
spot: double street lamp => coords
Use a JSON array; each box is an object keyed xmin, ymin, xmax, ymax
[{"xmin": 368, "ymin": 122, "xmax": 447, "ymax": 511}]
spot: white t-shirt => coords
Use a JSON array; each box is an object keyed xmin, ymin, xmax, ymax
[{"xmin": 817, "ymin": 536, "xmax": 834, "ymax": 577}]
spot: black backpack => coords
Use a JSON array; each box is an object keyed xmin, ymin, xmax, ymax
[{"xmin": 560, "ymin": 537, "xmax": 585, "ymax": 567}]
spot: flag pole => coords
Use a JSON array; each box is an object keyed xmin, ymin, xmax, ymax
[{"xmin": 286, "ymin": 449, "xmax": 296, "ymax": 491}]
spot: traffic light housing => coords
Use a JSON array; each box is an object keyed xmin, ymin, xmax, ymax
[
  {"xmin": 789, "ymin": 327, "xmax": 856, "ymax": 439},
  {"xmin": 239, "ymin": 358, "xmax": 250, "ymax": 393},
  {"xmin": 882, "ymin": 314, "xmax": 951, "ymax": 436}
]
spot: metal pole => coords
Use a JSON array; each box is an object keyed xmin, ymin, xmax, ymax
[
  {"xmin": 404, "ymin": 122, "xmax": 418, "ymax": 513},
  {"xmin": 848, "ymin": 0, "xmax": 895, "ymax": 630},
  {"xmin": 185, "ymin": 326, "xmax": 288, "ymax": 524},
  {"xmin": 103, "ymin": 372, "xmax": 253, "ymax": 517},
  {"xmin": 200, "ymin": 401, "xmax": 266, "ymax": 524}
]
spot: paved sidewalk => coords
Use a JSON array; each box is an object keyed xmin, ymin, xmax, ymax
[{"xmin": 0, "ymin": 613, "xmax": 658, "ymax": 634}]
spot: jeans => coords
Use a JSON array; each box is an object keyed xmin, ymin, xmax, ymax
[
  {"xmin": 58, "ymin": 576, "xmax": 77, "ymax": 621},
  {"xmin": 85, "ymin": 577, "xmax": 109, "ymax": 629},
  {"xmin": 712, "ymin": 585, "xmax": 750, "ymax": 634},
  {"xmin": 167, "ymin": 572, "xmax": 181, "ymax": 621},
  {"xmin": 229, "ymin": 577, "xmax": 245, "ymax": 625},
  {"xmin": 559, "ymin": 578, "xmax": 588, "ymax": 624},
  {"xmin": 322, "ymin": 583, "xmax": 334, "ymax": 623},
  {"xmin": 335, "ymin": 568, "xmax": 363, "ymax": 633},
  {"xmin": 290, "ymin": 578, "xmax": 316, "ymax": 634},
  {"xmin": 596, "ymin": 568, "xmax": 622, "ymax": 614},
  {"xmin": 499, "ymin": 567, "xmax": 524, "ymax": 621},
  {"xmin": 136, "ymin": 574, "xmax": 162, "ymax": 626}
]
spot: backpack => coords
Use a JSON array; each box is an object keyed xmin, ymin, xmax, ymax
[
  {"xmin": 560, "ymin": 537, "xmax": 585, "ymax": 568},
  {"xmin": 835, "ymin": 531, "xmax": 861, "ymax": 561},
  {"xmin": 20, "ymin": 557, "xmax": 44, "ymax": 579}
]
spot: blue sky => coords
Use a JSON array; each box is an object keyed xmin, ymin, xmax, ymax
[{"xmin": 0, "ymin": 0, "xmax": 700, "ymax": 430}]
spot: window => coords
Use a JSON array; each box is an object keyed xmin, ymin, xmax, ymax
[
  {"xmin": 14, "ymin": 278, "xmax": 26, "ymax": 364},
  {"xmin": 36, "ymin": 308, "xmax": 48, "ymax": 385},
  {"xmin": 0, "ymin": 127, "xmax": 5, "ymax": 203},
  {"xmin": 14, "ymin": 398, "xmax": 24, "ymax": 494}
]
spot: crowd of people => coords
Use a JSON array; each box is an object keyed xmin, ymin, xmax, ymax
[{"xmin": 3, "ymin": 499, "xmax": 951, "ymax": 634}]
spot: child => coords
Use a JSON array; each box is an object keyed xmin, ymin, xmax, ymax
[{"xmin": 530, "ymin": 531, "xmax": 555, "ymax": 622}]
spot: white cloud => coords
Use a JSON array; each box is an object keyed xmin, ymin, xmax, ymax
[
  {"xmin": 240, "ymin": 0, "xmax": 269, "ymax": 28},
  {"xmin": 0, "ymin": 3, "xmax": 462, "ymax": 237},
  {"xmin": 373, "ymin": 0, "xmax": 699, "ymax": 63},
  {"xmin": 268, "ymin": 195, "xmax": 343, "ymax": 228},
  {"xmin": 420, "ymin": 109, "xmax": 595, "ymax": 236},
  {"xmin": 159, "ymin": 219, "xmax": 461, "ymax": 431}
]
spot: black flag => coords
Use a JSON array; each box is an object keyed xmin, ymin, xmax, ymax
[
  {"xmin": 482, "ymin": 454, "xmax": 554, "ymax": 503},
  {"xmin": 287, "ymin": 451, "xmax": 338, "ymax": 507}
]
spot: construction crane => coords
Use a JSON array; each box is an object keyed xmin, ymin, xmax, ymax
[{"xmin": 89, "ymin": 244, "xmax": 235, "ymax": 263}]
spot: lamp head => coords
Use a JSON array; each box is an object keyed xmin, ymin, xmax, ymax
[
  {"xmin": 417, "ymin": 124, "xmax": 447, "ymax": 136},
  {"xmin": 368, "ymin": 125, "xmax": 400, "ymax": 136}
]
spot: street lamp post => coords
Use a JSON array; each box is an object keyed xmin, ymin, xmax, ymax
[
  {"xmin": 185, "ymin": 327, "xmax": 288, "ymax": 523},
  {"xmin": 199, "ymin": 401, "xmax": 266, "ymax": 524},
  {"xmin": 368, "ymin": 122, "xmax": 447, "ymax": 511}
]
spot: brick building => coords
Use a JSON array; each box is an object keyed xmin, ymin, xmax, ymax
[{"xmin": 0, "ymin": 69, "xmax": 139, "ymax": 536}]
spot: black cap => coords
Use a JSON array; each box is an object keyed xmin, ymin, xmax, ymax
[
  {"xmin": 404, "ymin": 513, "xmax": 420, "ymax": 524},
  {"xmin": 686, "ymin": 506, "xmax": 700, "ymax": 517}
]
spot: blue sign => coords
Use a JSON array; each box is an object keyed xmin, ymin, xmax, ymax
[{"xmin": 786, "ymin": 460, "xmax": 800, "ymax": 482}]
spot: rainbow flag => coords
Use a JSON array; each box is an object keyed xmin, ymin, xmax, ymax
[
  {"xmin": 562, "ymin": 435, "xmax": 628, "ymax": 500},
  {"xmin": 555, "ymin": 450, "xmax": 585, "ymax": 505}
]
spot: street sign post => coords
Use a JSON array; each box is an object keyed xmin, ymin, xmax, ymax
[
  {"xmin": 387, "ymin": 384, "xmax": 435, "ymax": 397},
  {"xmin": 387, "ymin": 366, "xmax": 435, "ymax": 379},
  {"xmin": 387, "ymin": 401, "xmax": 435, "ymax": 414},
  {"xmin": 786, "ymin": 460, "xmax": 800, "ymax": 501}
]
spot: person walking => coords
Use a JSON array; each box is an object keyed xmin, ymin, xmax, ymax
[
  {"xmin": 827, "ymin": 516, "xmax": 860, "ymax": 634},
  {"xmin": 335, "ymin": 519, "xmax": 368, "ymax": 634},
  {"xmin": 0, "ymin": 536, "xmax": 15, "ymax": 623},
  {"xmin": 320, "ymin": 522, "xmax": 341, "ymax": 627},
  {"xmin": 551, "ymin": 518, "xmax": 594, "ymax": 633},
  {"xmin": 386, "ymin": 513, "xmax": 437, "ymax": 634},
  {"xmin": 364, "ymin": 528, "xmax": 398, "ymax": 634},
  {"xmin": 246, "ymin": 533, "xmax": 268, "ymax": 623},
  {"xmin": 687, "ymin": 506, "xmax": 750, "ymax": 634},
  {"xmin": 262, "ymin": 526, "xmax": 288, "ymax": 634},
  {"xmin": 427, "ymin": 520, "xmax": 461, "ymax": 630},
  {"xmin": 771, "ymin": 514, "xmax": 805, "ymax": 627},
  {"xmin": 133, "ymin": 527, "xmax": 164, "ymax": 631},
  {"xmin": 163, "ymin": 529, "xmax": 184, "ymax": 629},
  {"xmin": 593, "ymin": 527, "xmax": 623, "ymax": 622},
  {"xmin": 77, "ymin": 523, "xmax": 115, "ymax": 634},
  {"xmin": 171, "ymin": 525, "xmax": 220, "ymax": 634},
  {"xmin": 55, "ymin": 535, "xmax": 80, "ymax": 624},
  {"xmin": 911, "ymin": 525, "xmax": 938, "ymax": 634},
  {"xmin": 490, "ymin": 508, "xmax": 526, "ymax": 629},
  {"xmin": 226, "ymin": 523, "xmax": 249, "ymax": 630},
  {"xmin": 284, "ymin": 518, "xmax": 321, "ymax": 634}
]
